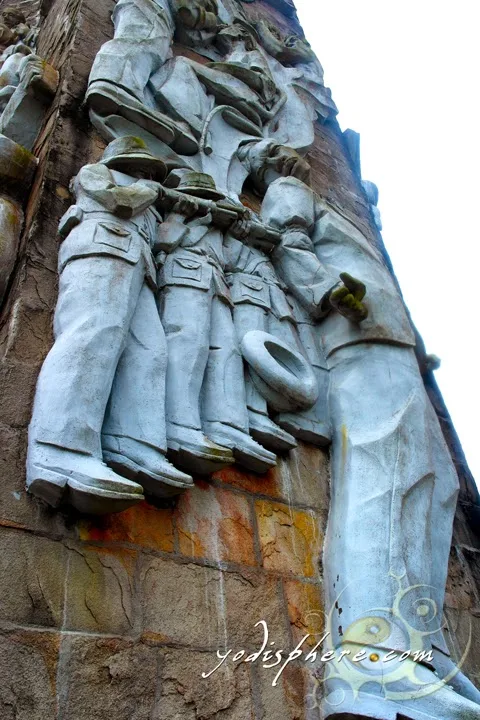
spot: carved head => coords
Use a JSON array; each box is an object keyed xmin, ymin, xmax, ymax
[
  {"xmin": 361, "ymin": 180, "xmax": 379, "ymax": 207},
  {"xmin": 242, "ymin": 140, "xmax": 311, "ymax": 194},
  {"xmin": 216, "ymin": 21, "xmax": 258, "ymax": 54},
  {"xmin": 256, "ymin": 21, "xmax": 315, "ymax": 66},
  {"xmin": 0, "ymin": 7, "xmax": 26, "ymax": 29},
  {"xmin": 282, "ymin": 35, "xmax": 315, "ymax": 64},
  {"xmin": 101, "ymin": 136, "xmax": 167, "ymax": 181}
]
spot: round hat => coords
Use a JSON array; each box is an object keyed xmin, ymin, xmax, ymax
[
  {"xmin": 240, "ymin": 330, "xmax": 319, "ymax": 412},
  {"xmin": 101, "ymin": 136, "xmax": 167, "ymax": 181},
  {"xmin": 175, "ymin": 171, "xmax": 225, "ymax": 201}
]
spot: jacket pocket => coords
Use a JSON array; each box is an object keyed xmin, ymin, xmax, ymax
[
  {"xmin": 93, "ymin": 222, "xmax": 132, "ymax": 253},
  {"xmin": 171, "ymin": 256, "xmax": 203, "ymax": 282}
]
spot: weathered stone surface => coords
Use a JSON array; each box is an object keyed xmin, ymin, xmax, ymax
[
  {"xmin": 213, "ymin": 465, "xmax": 282, "ymax": 500},
  {"xmin": 0, "ymin": 532, "xmax": 137, "ymax": 634},
  {"xmin": 275, "ymin": 444, "xmax": 330, "ymax": 512},
  {"xmin": 176, "ymin": 482, "xmax": 256, "ymax": 566},
  {"xmin": 0, "ymin": 629, "xmax": 58, "ymax": 720},
  {"xmin": 224, "ymin": 570, "xmax": 290, "ymax": 650},
  {"xmin": 78, "ymin": 501, "xmax": 175, "ymax": 553},
  {"xmin": 63, "ymin": 544, "xmax": 137, "ymax": 635},
  {"xmin": 253, "ymin": 663, "xmax": 321, "ymax": 720},
  {"xmin": 0, "ymin": 527, "xmax": 67, "ymax": 627},
  {"xmin": 283, "ymin": 579, "xmax": 324, "ymax": 647},
  {"xmin": 213, "ymin": 444, "xmax": 330, "ymax": 516},
  {"xmin": 255, "ymin": 501, "xmax": 323, "ymax": 578},
  {"xmin": 306, "ymin": 123, "xmax": 378, "ymax": 252},
  {"xmin": 157, "ymin": 648, "xmax": 253, "ymax": 719},
  {"xmin": 453, "ymin": 507, "xmax": 480, "ymax": 550},
  {"xmin": 445, "ymin": 546, "xmax": 478, "ymax": 611},
  {"xmin": 0, "ymin": 359, "xmax": 41, "ymax": 427},
  {"xmin": 140, "ymin": 557, "xmax": 224, "ymax": 648},
  {"xmin": 444, "ymin": 608, "xmax": 480, "ymax": 692},
  {"xmin": 57, "ymin": 635, "xmax": 159, "ymax": 720}
]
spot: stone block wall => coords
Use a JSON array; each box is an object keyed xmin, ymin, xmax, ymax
[
  {"xmin": 0, "ymin": 0, "xmax": 479, "ymax": 716},
  {"xmin": 0, "ymin": 443, "xmax": 329, "ymax": 718}
]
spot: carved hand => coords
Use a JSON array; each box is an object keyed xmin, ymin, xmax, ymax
[
  {"xmin": 329, "ymin": 272, "xmax": 368, "ymax": 323},
  {"xmin": 269, "ymin": 145, "xmax": 311, "ymax": 184},
  {"xmin": 229, "ymin": 208, "xmax": 252, "ymax": 240},
  {"xmin": 172, "ymin": 196, "xmax": 199, "ymax": 218},
  {"xmin": 175, "ymin": 0, "xmax": 218, "ymax": 31}
]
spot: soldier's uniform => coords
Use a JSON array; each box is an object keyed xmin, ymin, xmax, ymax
[
  {"xmin": 261, "ymin": 177, "xmax": 460, "ymax": 669},
  {"xmin": 27, "ymin": 138, "xmax": 193, "ymax": 514}
]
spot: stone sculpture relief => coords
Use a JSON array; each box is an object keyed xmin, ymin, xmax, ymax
[
  {"xmin": 0, "ymin": 12, "xmax": 58, "ymax": 306},
  {"xmin": 260, "ymin": 175, "xmax": 480, "ymax": 718},
  {"xmin": 27, "ymin": 136, "xmax": 196, "ymax": 513},
  {"xmin": 20, "ymin": 1, "xmax": 480, "ymax": 716}
]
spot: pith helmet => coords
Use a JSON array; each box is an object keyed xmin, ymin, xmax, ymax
[
  {"xmin": 101, "ymin": 136, "xmax": 167, "ymax": 181},
  {"xmin": 174, "ymin": 170, "xmax": 225, "ymax": 201}
]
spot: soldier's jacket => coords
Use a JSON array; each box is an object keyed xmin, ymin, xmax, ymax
[
  {"xmin": 223, "ymin": 234, "xmax": 294, "ymax": 321},
  {"xmin": 158, "ymin": 217, "xmax": 231, "ymax": 304},
  {"xmin": 261, "ymin": 177, "xmax": 415, "ymax": 357},
  {"xmin": 58, "ymin": 164, "xmax": 166, "ymax": 289}
]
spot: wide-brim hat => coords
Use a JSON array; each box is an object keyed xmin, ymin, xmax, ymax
[
  {"xmin": 174, "ymin": 170, "xmax": 225, "ymax": 201},
  {"xmin": 101, "ymin": 136, "xmax": 167, "ymax": 181}
]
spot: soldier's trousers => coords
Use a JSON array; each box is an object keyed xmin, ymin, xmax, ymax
[
  {"xmin": 29, "ymin": 253, "xmax": 168, "ymax": 457},
  {"xmin": 324, "ymin": 343, "xmax": 459, "ymax": 654},
  {"xmin": 159, "ymin": 284, "xmax": 249, "ymax": 434},
  {"xmin": 88, "ymin": 0, "xmax": 174, "ymax": 102}
]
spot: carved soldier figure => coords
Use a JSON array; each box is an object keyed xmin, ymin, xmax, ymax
[
  {"xmin": 86, "ymin": 0, "xmax": 215, "ymax": 154},
  {"xmin": 260, "ymin": 176, "xmax": 480, "ymax": 719},
  {"xmin": 27, "ymin": 137, "xmax": 194, "ymax": 514},
  {"xmin": 157, "ymin": 170, "xmax": 277, "ymax": 474},
  {"xmin": 224, "ymin": 229, "xmax": 298, "ymax": 453}
]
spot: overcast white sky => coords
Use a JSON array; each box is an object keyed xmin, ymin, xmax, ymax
[{"xmin": 294, "ymin": 0, "xmax": 480, "ymax": 483}]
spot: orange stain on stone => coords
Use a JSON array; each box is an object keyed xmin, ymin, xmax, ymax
[
  {"xmin": 9, "ymin": 630, "xmax": 60, "ymax": 695},
  {"xmin": 78, "ymin": 501, "xmax": 174, "ymax": 552},
  {"xmin": 212, "ymin": 464, "xmax": 281, "ymax": 499},
  {"xmin": 284, "ymin": 579, "xmax": 325, "ymax": 646},
  {"xmin": 255, "ymin": 500, "xmax": 323, "ymax": 578},
  {"xmin": 176, "ymin": 483, "xmax": 256, "ymax": 566}
]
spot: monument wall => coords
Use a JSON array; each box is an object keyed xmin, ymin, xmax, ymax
[{"xmin": 0, "ymin": 0, "xmax": 479, "ymax": 717}]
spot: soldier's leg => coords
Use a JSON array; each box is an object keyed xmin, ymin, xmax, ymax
[
  {"xmin": 320, "ymin": 344, "xmax": 480, "ymax": 720},
  {"xmin": 233, "ymin": 302, "xmax": 269, "ymax": 418},
  {"xmin": 158, "ymin": 284, "xmax": 234, "ymax": 473},
  {"xmin": 324, "ymin": 343, "xmax": 457, "ymax": 653},
  {"xmin": 202, "ymin": 297, "xmax": 276, "ymax": 473},
  {"xmin": 27, "ymin": 255, "xmax": 145, "ymax": 511},
  {"xmin": 233, "ymin": 302, "xmax": 296, "ymax": 452},
  {"xmin": 203, "ymin": 296, "xmax": 250, "ymax": 433},
  {"xmin": 160, "ymin": 284, "xmax": 211, "ymax": 430},
  {"xmin": 30, "ymin": 255, "xmax": 143, "ymax": 456},
  {"xmin": 103, "ymin": 281, "xmax": 168, "ymax": 453},
  {"xmin": 102, "ymin": 281, "xmax": 194, "ymax": 497},
  {"xmin": 88, "ymin": 0, "xmax": 174, "ymax": 101},
  {"xmin": 273, "ymin": 303, "xmax": 331, "ymax": 447}
]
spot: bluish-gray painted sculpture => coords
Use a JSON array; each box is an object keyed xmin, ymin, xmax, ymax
[
  {"xmin": 18, "ymin": 2, "xmax": 480, "ymax": 716},
  {"xmin": 157, "ymin": 170, "xmax": 277, "ymax": 474},
  {"xmin": 27, "ymin": 137, "xmax": 195, "ymax": 514},
  {"xmin": 261, "ymin": 175, "xmax": 480, "ymax": 719}
]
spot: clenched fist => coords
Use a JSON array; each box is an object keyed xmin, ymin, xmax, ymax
[{"xmin": 329, "ymin": 273, "xmax": 368, "ymax": 323}]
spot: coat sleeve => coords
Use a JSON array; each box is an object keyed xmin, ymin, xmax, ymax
[
  {"xmin": 271, "ymin": 230, "xmax": 339, "ymax": 320},
  {"xmin": 77, "ymin": 164, "xmax": 158, "ymax": 218}
]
